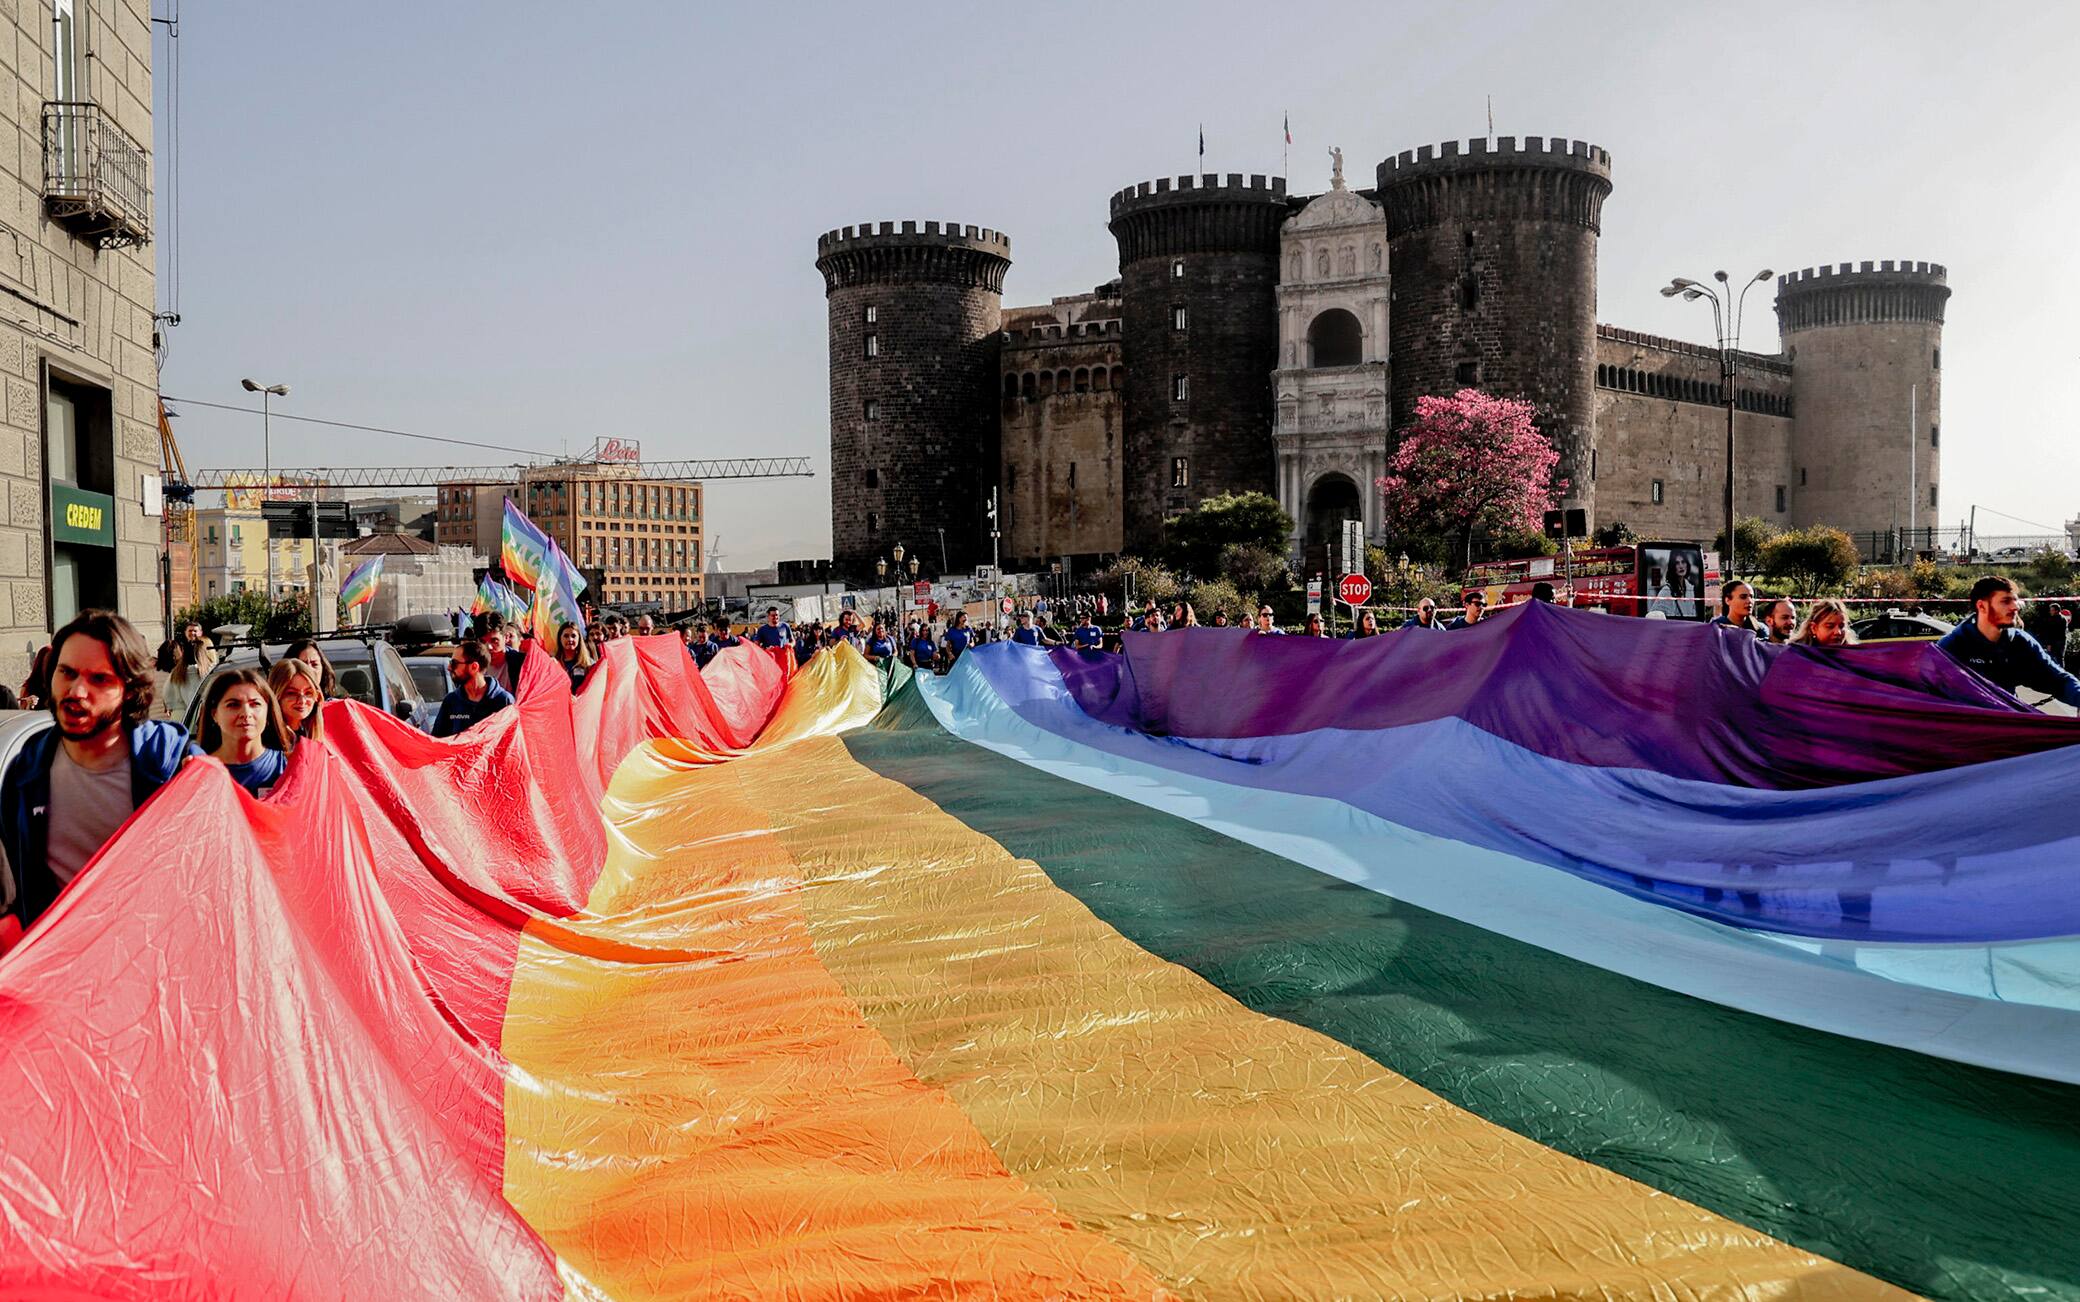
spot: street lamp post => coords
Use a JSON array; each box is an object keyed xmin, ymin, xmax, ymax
[
  {"xmin": 1661, "ymin": 269, "xmax": 1770, "ymax": 578},
  {"xmin": 240, "ymin": 378, "xmax": 290, "ymax": 601}
]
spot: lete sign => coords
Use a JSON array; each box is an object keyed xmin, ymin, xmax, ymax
[{"xmin": 1338, "ymin": 573, "xmax": 1372, "ymax": 607}]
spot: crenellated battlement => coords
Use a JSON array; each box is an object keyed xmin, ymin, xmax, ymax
[
  {"xmin": 1377, "ymin": 136, "xmax": 1612, "ymax": 181},
  {"xmin": 1776, "ymin": 259, "xmax": 1950, "ymax": 332},
  {"xmin": 815, "ymin": 220, "xmax": 1012, "ymax": 294},
  {"xmin": 1374, "ymin": 136, "xmax": 1613, "ymax": 236},
  {"xmin": 1108, "ymin": 173, "xmax": 1290, "ymax": 263},
  {"xmin": 816, "ymin": 220, "xmax": 1011, "ymax": 254},
  {"xmin": 1778, "ymin": 260, "xmax": 1946, "ymax": 286},
  {"xmin": 1108, "ymin": 172, "xmax": 1288, "ymax": 220}
]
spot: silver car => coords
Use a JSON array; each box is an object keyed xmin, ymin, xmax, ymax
[{"xmin": 181, "ymin": 637, "xmax": 428, "ymax": 733}]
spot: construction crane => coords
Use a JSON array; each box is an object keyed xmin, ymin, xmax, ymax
[
  {"xmin": 156, "ymin": 398, "xmax": 198, "ymax": 628},
  {"xmin": 180, "ymin": 458, "xmax": 813, "ymax": 491}
]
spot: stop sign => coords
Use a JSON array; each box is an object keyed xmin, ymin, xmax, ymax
[{"xmin": 1338, "ymin": 573, "xmax": 1372, "ymax": 607}]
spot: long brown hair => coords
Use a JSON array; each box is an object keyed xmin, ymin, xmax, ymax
[
  {"xmin": 266, "ymin": 658, "xmax": 326, "ymax": 747},
  {"xmin": 49, "ymin": 609, "xmax": 157, "ymax": 723},
  {"xmin": 198, "ymin": 667, "xmax": 287, "ymax": 755}
]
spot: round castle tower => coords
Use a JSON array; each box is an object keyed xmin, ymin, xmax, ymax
[
  {"xmin": 1776, "ymin": 261, "xmax": 1948, "ymax": 539},
  {"xmin": 1376, "ymin": 137, "xmax": 1612, "ymax": 523},
  {"xmin": 816, "ymin": 221, "xmax": 1011, "ymax": 580},
  {"xmin": 1108, "ymin": 173, "xmax": 1288, "ymax": 554}
]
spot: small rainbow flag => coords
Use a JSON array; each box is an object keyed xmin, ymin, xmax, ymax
[
  {"xmin": 529, "ymin": 539, "xmax": 586, "ymax": 644},
  {"xmin": 339, "ymin": 555, "xmax": 383, "ymax": 611},
  {"xmin": 471, "ymin": 573, "xmax": 530, "ymax": 625},
  {"xmin": 501, "ymin": 499, "xmax": 555, "ymax": 594}
]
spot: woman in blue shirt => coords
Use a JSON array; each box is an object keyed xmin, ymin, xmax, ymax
[
  {"xmin": 865, "ymin": 619, "xmax": 897, "ymax": 664},
  {"xmin": 199, "ymin": 667, "xmax": 288, "ymax": 797},
  {"xmin": 942, "ymin": 612, "xmax": 974, "ymax": 663},
  {"xmin": 907, "ymin": 622, "xmax": 938, "ymax": 672}
]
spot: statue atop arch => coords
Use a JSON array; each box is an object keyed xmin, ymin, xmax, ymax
[{"xmin": 1328, "ymin": 146, "xmax": 1345, "ymax": 190}]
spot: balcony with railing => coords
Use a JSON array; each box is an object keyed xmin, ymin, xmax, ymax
[{"xmin": 42, "ymin": 101, "xmax": 151, "ymax": 249}]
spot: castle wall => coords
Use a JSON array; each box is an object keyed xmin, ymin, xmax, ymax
[
  {"xmin": 817, "ymin": 222, "xmax": 1009, "ymax": 580},
  {"xmin": 1594, "ymin": 327, "xmax": 1794, "ymax": 545},
  {"xmin": 1377, "ymin": 138, "xmax": 1611, "ymax": 526},
  {"xmin": 1778, "ymin": 262, "xmax": 1947, "ymax": 538},
  {"xmin": 1109, "ymin": 175, "xmax": 1287, "ymax": 554},
  {"xmin": 999, "ymin": 296, "xmax": 1123, "ymax": 565}
]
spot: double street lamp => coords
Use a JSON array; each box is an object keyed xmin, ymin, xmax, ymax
[
  {"xmin": 1660, "ymin": 269, "xmax": 1770, "ymax": 577},
  {"xmin": 240, "ymin": 378, "xmax": 290, "ymax": 599},
  {"xmin": 876, "ymin": 543, "xmax": 920, "ymax": 622}
]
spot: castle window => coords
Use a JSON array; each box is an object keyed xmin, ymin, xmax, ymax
[
  {"xmin": 864, "ymin": 334, "xmax": 879, "ymax": 358},
  {"xmin": 1172, "ymin": 374, "xmax": 1188, "ymax": 403},
  {"xmin": 1459, "ymin": 275, "xmax": 1480, "ymax": 311},
  {"xmin": 1171, "ymin": 457, "xmax": 1189, "ymax": 488},
  {"xmin": 863, "ymin": 399, "xmax": 880, "ymax": 420},
  {"xmin": 1111, "ymin": 366, "xmax": 1125, "ymax": 388},
  {"xmin": 1933, "ymin": 347, "xmax": 1940, "ymax": 370},
  {"xmin": 1004, "ymin": 374, "xmax": 1020, "ymax": 398},
  {"xmin": 1068, "ymin": 461, "xmax": 1077, "ymax": 489},
  {"xmin": 1930, "ymin": 424, "xmax": 1939, "ymax": 448},
  {"xmin": 1800, "ymin": 467, "xmax": 1807, "ymax": 486},
  {"xmin": 1171, "ymin": 259, "xmax": 1185, "ymax": 279},
  {"xmin": 1455, "ymin": 361, "xmax": 1481, "ymax": 386},
  {"xmin": 864, "ymin": 468, "xmax": 879, "ymax": 489},
  {"xmin": 1074, "ymin": 368, "xmax": 1090, "ymax": 392},
  {"xmin": 1307, "ymin": 308, "xmax": 1363, "ymax": 367},
  {"xmin": 1930, "ymin": 484, "xmax": 1938, "ymax": 508},
  {"xmin": 1022, "ymin": 372, "xmax": 1038, "ymax": 398},
  {"xmin": 1651, "ymin": 479, "xmax": 1665, "ymax": 505},
  {"xmin": 864, "ymin": 305, "xmax": 877, "ymax": 324},
  {"xmin": 1775, "ymin": 485, "xmax": 1787, "ymax": 513},
  {"xmin": 1172, "ymin": 304, "xmax": 1187, "ymax": 331},
  {"xmin": 1091, "ymin": 366, "xmax": 1109, "ymax": 392},
  {"xmin": 1591, "ymin": 449, "xmax": 1598, "ymax": 481}
]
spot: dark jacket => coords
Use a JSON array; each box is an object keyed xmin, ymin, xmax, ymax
[
  {"xmin": 2, "ymin": 719, "xmax": 197, "ymax": 928},
  {"xmin": 1937, "ymin": 621, "xmax": 2080, "ymax": 708},
  {"xmin": 431, "ymin": 681, "xmax": 516, "ymax": 738}
]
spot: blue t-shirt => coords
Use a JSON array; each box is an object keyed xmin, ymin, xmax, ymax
[
  {"xmin": 1011, "ymin": 626, "xmax": 1041, "ymax": 646},
  {"xmin": 866, "ymin": 636, "xmax": 895, "ymax": 660},
  {"xmin": 223, "ymin": 748, "xmax": 287, "ymax": 797},
  {"xmin": 909, "ymin": 636, "xmax": 936, "ymax": 662},
  {"xmin": 1073, "ymin": 624, "xmax": 1103, "ymax": 648},
  {"xmin": 944, "ymin": 627, "xmax": 973, "ymax": 656},
  {"xmin": 751, "ymin": 622, "xmax": 791, "ymax": 648}
]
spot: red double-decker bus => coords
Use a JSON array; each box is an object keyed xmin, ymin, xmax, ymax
[{"xmin": 1461, "ymin": 542, "xmax": 1721, "ymax": 619}]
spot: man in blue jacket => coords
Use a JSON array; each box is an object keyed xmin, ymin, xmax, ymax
[
  {"xmin": 432, "ymin": 640, "xmax": 516, "ymax": 737},
  {"xmin": 2, "ymin": 610, "xmax": 197, "ymax": 931},
  {"xmin": 1938, "ymin": 575, "xmax": 2080, "ymax": 709}
]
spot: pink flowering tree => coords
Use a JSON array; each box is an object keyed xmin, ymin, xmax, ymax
[{"xmin": 1378, "ymin": 389, "xmax": 1566, "ymax": 571}]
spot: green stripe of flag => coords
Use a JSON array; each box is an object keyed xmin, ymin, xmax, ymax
[{"xmin": 843, "ymin": 681, "xmax": 2080, "ymax": 1302}]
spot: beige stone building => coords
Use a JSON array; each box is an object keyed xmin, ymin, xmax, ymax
[
  {"xmin": 998, "ymin": 287, "xmax": 1123, "ymax": 568},
  {"xmin": 0, "ymin": 0, "xmax": 162, "ymax": 678}
]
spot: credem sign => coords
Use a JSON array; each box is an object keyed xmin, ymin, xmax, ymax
[{"xmin": 51, "ymin": 483, "xmax": 115, "ymax": 547}]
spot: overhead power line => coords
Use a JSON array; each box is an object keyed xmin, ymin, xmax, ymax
[{"xmin": 162, "ymin": 395, "xmax": 559, "ymax": 459}]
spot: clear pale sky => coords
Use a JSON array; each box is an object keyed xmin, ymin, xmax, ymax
[{"xmin": 155, "ymin": 0, "xmax": 2080, "ymax": 566}]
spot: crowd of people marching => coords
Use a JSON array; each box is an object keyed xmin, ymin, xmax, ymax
[{"xmin": 0, "ymin": 570, "xmax": 2073, "ymax": 941}]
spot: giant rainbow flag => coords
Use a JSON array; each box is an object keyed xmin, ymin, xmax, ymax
[{"xmin": 1, "ymin": 602, "xmax": 2076, "ymax": 1298}]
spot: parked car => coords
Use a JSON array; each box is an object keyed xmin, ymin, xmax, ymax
[
  {"xmin": 179, "ymin": 637, "xmax": 428, "ymax": 733},
  {"xmin": 1851, "ymin": 610, "xmax": 1955, "ymax": 644},
  {"xmin": 403, "ymin": 655, "xmax": 455, "ymax": 732}
]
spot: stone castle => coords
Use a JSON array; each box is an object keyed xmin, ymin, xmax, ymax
[{"xmin": 816, "ymin": 135, "xmax": 1947, "ymax": 579}]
